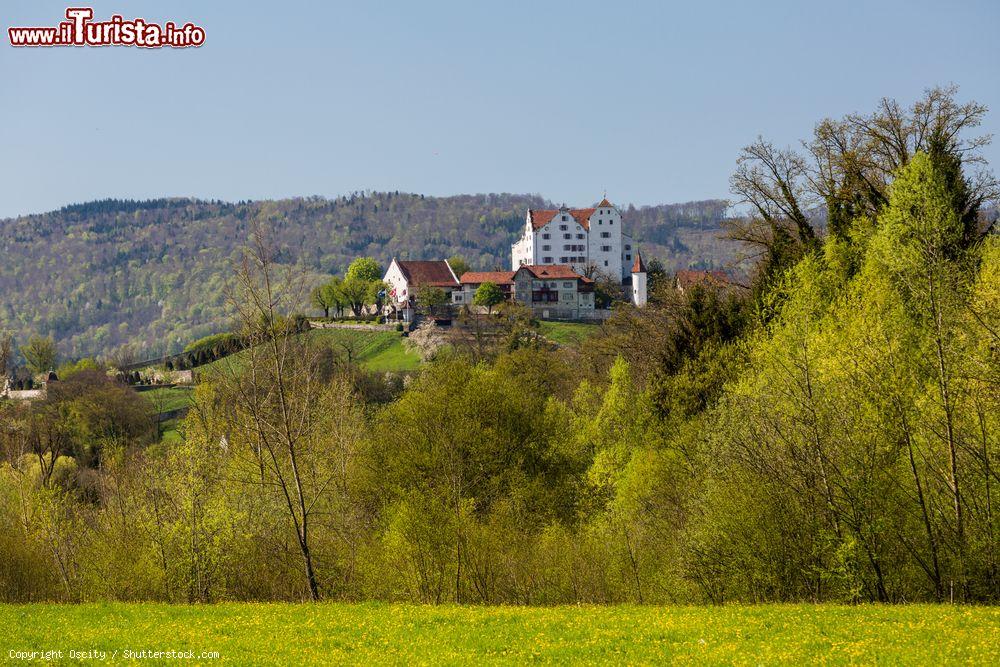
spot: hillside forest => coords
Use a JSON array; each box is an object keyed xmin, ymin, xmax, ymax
[
  {"xmin": 1, "ymin": 87, "xmax": 998, "ymax": 605},
  {"xmin": 0, "ymin": 192, "xmax": 733, "ymax": 360}
]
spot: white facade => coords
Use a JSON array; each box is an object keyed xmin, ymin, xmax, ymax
[
  {"xmin": 631, "ymin": 251, "xmax": 648, "ymax": 307},
  {"xmin": 383, "ymin": 259, "xmax": 412, "ymax": 305},
  {"xmin": 382, "ymin": 258, "xmax": 459, "ymax": 306},
  {"xmin": 511, "ymin": 199, "xmax": 638, "ymax": 283}
]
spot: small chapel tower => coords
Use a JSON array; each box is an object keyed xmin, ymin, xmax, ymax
[{"xmin": 631, "ymin": 250, "xmax": 648, "ymax": 306}]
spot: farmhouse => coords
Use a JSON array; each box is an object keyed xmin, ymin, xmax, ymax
[
  {"xmin": 383, "ymin": 258, "xmax": 460, "ymax": 321},
  {"xmin": 453, "ymin": 264, "xmax": 599, "ymax": 319}
]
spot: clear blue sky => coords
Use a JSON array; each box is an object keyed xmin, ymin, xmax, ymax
[{"xmin": 2, "ymin": 0, "xmax": 998, "ymax": 218}]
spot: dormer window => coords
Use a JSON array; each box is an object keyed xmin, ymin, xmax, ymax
[{"xmin": 561, "ymin": 215, "xmax": 568, "ymax": 221}]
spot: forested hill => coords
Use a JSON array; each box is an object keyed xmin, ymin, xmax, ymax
[{"xmin": 0, "ymin": 193, "xmax": 735, "ymax": 358}]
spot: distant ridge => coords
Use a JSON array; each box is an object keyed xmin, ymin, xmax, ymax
[{"xmin": 0, "ymin": 193, "xmax": 737, "ymax": 359}]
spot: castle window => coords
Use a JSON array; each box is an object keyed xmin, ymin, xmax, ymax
[
  {"xmin": 542, "ymin": 233, "xmax": 550, "ymax": 239},
  {"xmin": 543, "ymin": 257, "xmax": 553, "ymax": 263},
  {"xmin": 563, "ymin": 233, "xmax": 571, "ymax": 239},
  {"xmin": 626, "ymin": 254, "xmax": 632, "ymax": 261},
  {"xmin": 542, "ymin": 245, "xmax": 550, "ymax": 251},
  {"xmin": 577, "ymin": 233, "xmax": 585, "ymax": 239},
  {"xmin": 559, "ymin": 257, "xmax": 568, "ymax": 263},
  {"xmin": 625, "ymin": 244, "xmax": 632, "ymax": 250},
  {"xmin": 604, "ymin": 260, "xmax": 609, "ymax": 266},
  {"xmin": 601, "ymin": 245, "xmax": 611, "ymax": 252},
  {"xmin": 601, "ymin": 232, "xmax": 610, "ymax": 238},
  {"xmin": 561, "ymin": 215, "xmax": 567, "ymax": 221}
]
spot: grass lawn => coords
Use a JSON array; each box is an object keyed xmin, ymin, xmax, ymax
[
  {"xmin": 140, "ymin": 386, "xmax": 195, "ymax": 414},
  {"xmin": 200, "ymin": 329, "xmax": 420, "ymax": 377},
  {"xmin": 140, "ymin": 386, "xmax": 194, "ymax": 444},
  {"xmin": 309, "ymin": 329, "xmax": 421, "ymax": 372},
  {"xmin": 538, "ymin": 320, "xmax": 602, "ymax": 346},
  {"xmin": 2, "ymin": 603, "xmax": 997, "ymax": 665}
]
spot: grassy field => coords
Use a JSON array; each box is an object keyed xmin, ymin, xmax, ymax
[
  {"xmin": 309, "ymin": 328, "xmax": 421, "ymax": 372},
  {"xmin": 140, "ymin": 386, "xmax": 195, "ymax": 444},
  {"xmin": 199, "ymin": 329, "xmax": 420, "ymax": 377},
  {"xmin": 2, "ymin": 603, "xmax": 997, "ymax": 664},
  {"xmin": 141, "ymin": 386, "xmax": 195, "ymax": 413},
  {"xmin": 538, "ymin": 321, "xmax": 602, "ymax": 346}
]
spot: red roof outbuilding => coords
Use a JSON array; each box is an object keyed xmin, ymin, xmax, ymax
[{"xmin": 396, "ymin": 260, "xmax": 459, "ymax": 287}]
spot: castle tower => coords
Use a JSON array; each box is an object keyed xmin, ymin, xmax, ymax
[{"xmin": 631, "ymin": 250, "xmax": 647, "ymax": 306}]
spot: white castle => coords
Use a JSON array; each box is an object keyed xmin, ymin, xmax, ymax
[{"xmin": 511, "ymin": 197, "xmax": 646, "ymax": 306}]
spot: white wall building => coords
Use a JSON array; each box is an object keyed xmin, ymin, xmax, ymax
[
  {"xmin": 383, "ymin": 258, "xmax": 460, "ymax": 321},
  {"xmin": 512, "ymin": 198, "xmax": 636, "ymax": 282},
  {"xmin": 511, "ymin": 198, "xmax": 646, "ymax": 306},
  {"xmin": 384, "ymin": 259, "xmax": 460, "ymax": 304}
]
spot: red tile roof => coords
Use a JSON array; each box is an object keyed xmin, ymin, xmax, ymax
[
  {"xmin": 631, "ymin": 250, "xmax": 647, "ymax": 273},
  {"xmin": 518, "ymin": 264, "xmax": 593, "ymax": 283},
  {"xmin": 459, "ymin": 271, "xmax": 515, "ymax": 285},
  {"xmin": 569, "ymin": 208, "xmax": 596, "ymax": 230},
  {"xmin": 396, "ymin": 260, "xmax": 459, "ymax": 287},
  {"xmin": 675, "ymin": 269, "xmax": 729, "ymax": 290},
  {"xmin": 527, "ymin": 209, "xmax": 559, "ymax": 229},
  {"xmin": 528, "ymin": 207, "xmax": 597, "ymax": 231}
]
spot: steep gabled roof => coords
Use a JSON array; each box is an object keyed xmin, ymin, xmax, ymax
[
  {"xmin": 396, "ymin": 260, "xmax": 459, "ymax": 287},
  {"xmin": 459, "ymin": 271, "xmax": 515, "ymax": 286},
  {"xmin": 528, "ymin": 207, "xmax": 597, "ymax": 231},
  {"xmin": 527, "ymin": 209, "xmax": 559, "ymax": 229},
  {"xmin": 631, "ymin": 250, "xmax": 647, "ymax": 274},
  {"xmin": 568, "ymin": 208, "xmax": 596, "ymax": 230},
  {"xmin": 597, "ymin": 198, "xmax": 613, "ymax": 208}
]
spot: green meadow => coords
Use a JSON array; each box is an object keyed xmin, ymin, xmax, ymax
[
  {"xmin": 538, "ymin": 320, "xmax": 602, "ymax": 346},
  {"xmin": 3, "ymin": 603, "xmax": 997, "ymax": 665},
  {"xmin": 198, "ymin": 328, "xmax": 420, "ymax": 377}
]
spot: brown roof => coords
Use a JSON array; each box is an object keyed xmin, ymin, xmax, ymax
[
  {"xmin": 459, "ymin": 271, "xmax": 515, "ymax": 286},
  {"xmin": 528, "ymin": 207, "xmax": 597, "ymax": 231},
  {"xmin": 518, "ymin": 264, "xmax": 593, "ymax": 283},
  {"xmin": 597, "ymin": 198, "xmax": 613, "ymax": 208},
  {"xmin": 631, "ymin": 250, "xmax": 647, "ymax": 273},
  {"xmin": 675, "ymin": 269, "xmax": 729, "ymax": 290},
  {"xmin": 396, "ymin": 260, "xmax": 459, "ymax": 287}
]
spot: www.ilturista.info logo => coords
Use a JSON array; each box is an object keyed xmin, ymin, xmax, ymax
[{"xmin": 8, "ymin": 7, "xmax": 205, "ymax": 48}]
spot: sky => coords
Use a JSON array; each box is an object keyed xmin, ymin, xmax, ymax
[{"xmin": 1, "ymin": 0, "xmax": 998, "ymax": 218}]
